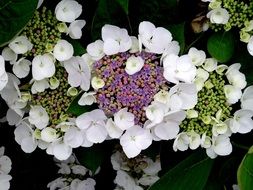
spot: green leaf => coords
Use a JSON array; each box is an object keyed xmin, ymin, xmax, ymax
[
  {"xmin": 237, "ymin": 146, "xmax": 253, "ymax": 190},
  {"xmin": 115, "ymin": 0, "xmax": 129, "ymax": 15},
  {"xmin": 0, "ymin": 0, "xmax": 38, "ymax": 46},
  {"xmin": 148, "ymin": 151, "xmax": 214, "ymax": 190},
  {"xmin": 66, "ymin": 94, "xmax": 94, "ymax": 116},
  {"xmin": 67, "ymin": 38, "xmax": 86, "ymax": 56},
  {"xmin": 75, "ymin": 145, "xmax": 107, "ymax": 174},
  {"xmin": 207, "ymin": 31, "xmax": 235, "ymax": 63},
  {"xmin": 167, "ymin": 23, "xmax": 185, "ymax": 54}
]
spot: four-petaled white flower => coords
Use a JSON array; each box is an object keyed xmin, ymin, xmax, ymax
[
  {"xmin": 55, "ymin": 0, "xmax": 82, "ymax": 23},
  {"xmin": 64, "ymin": 56, "xmax": 91, "ymax": 91},
  {"xmin": 207, "ymin": 8, "xmax": 230, "ymax": 24},
  {"xmin": 224, "ymin": 85, "xmax": 242, "ymax": 104},
  {"xmin": 163, "ymin": 54, "xmax": 196, "ymax": 83},
  {"xmin": 28, "ymin": 105, "xmax": 49, "ymax": 130},
  {"xmin": 32, "ymin": 54, "xmax": 55, "ymax": 80},
  {"xmin": 102, "ymin": 24, "xmax": 132, "ymax": 55},
  {"xmin": 53, "ymin": 40, "xmax": 74, "ymax": 61},
  {"xmin": 139, "ymin": 21, "xmax": 172, "ymax": 54},
  {"xmin": 125, "ymin": 56, "xmax": 144, "ymax": 75},
  {"xmin": 120, "ymin": 126, "xmax": 152, "ymax": 158}
]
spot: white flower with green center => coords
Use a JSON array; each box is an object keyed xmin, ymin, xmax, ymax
[
  {"xmin": 32, "ymin": 54, "xmax": 55, "ymax": 80},
  {"xmin": 125, "ymin": 56, "xmax": 144, "ymax": 75},
  {"xmin": 211, "ymin": 110, "xmax": 229, "ymax": 136},
  {"xmin": 68, "ymin": 20, "xmax": 86, "ymax": 39},
  {"xmin": 8, "ymin": 36, "xmax": 33, "ymax": 54},
  {"xmin": 41, "ymin": 127, "xmax": 58, "ymax": 143},
  {"xmin": 188, "ymin": 47, "xmax": 206, "ymax": 66},
  {"xmin": 86, "ymin": 40, "xmax": 105, "ymax": 61},
  {"xmin": 207, "ymin": 8, "xmax": 230, "ymax": 25},
  {"xmin": 91, "ymin": 76, "xmax": 104, "ymax": 90},
  {"xmin": 102, "ymin": 24, "xmax": 132, "ymax": 55},
  {"xmin": 53, "ymin": 40, "xmax": 74, "ymax": 61},
  {"xmin": 139, "ymin": 21, "xmax": 173, "ymax": 54},
  {"xmin": 64, "ymin": 56, "xmax": 91, "ymax": 91},
  {"xmin": 114, "ymin": 108, "xmax": 135, "ymax": 131},
  {"xmin": 55, "ymin": 0, "xmax": 82, "ymax": 23},
  {"xmin": 120, "ymin": 126, "xmax": 152, "ymax": 158},
  {"xmin": 28, "ymin": 105, "xmax": 49, "ymax": 129},
  {"xmin": 163, "ymin": 54, "xmax": 196, "ymax": 84},
  {"xmin": 154, "ymin": 90, "xmax": 170, "ymax": 105},
  {"xmin": 224, "ymin": 85, "xmax": 242, "ymax": 104}
]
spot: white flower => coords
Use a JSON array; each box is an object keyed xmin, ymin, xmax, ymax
[
  {"xmin": 216, "ymin": 64, "xmax": 228, "ymax": 75},
  {"xmin": 76, "ymin": 109, "xmax": 108, "ymax": 143},
  {"xmin": 91, "ymin": 76, "xmax": 105, "ymax": 90},
  {"xmin": 47, "ymin": 177, "xmax": 68, "ymax": 190},
  {"xmin": 224, "ymin": 85, "xmax": 242, "ymax": 104},
  {"xmin": 163, "ymin": 54, "xmax": 196, "ymax": 83},
  {"xmin": 228, "ymin": 109, "xmax": 253, "ymax": 134},
  {"xmin": 55, "ymin": 0, "xmax": 82, "ymax": 23},
  {"xmin": 8, "ymin": 36, "xmax": 33, "ymax": 54},
  {"xmin": 14, "ymin": 121, "xmax": 38, "ymax": 153},
  {"xmin": 168, "ymin": 83, "xmax": 198, "ymax": 110},
  {"xmin": 71, "ymin": 165, "xmax": 87, "ymax": 175},
  {"xmin": 1, "ymin": 47, "xmax": 17, "ymax": 61},
  {"xmin": 102, "ymin": 24, "xmax": 132, "ymax": 55},
  {"xmin": 241, "ymin": 86, "xmax": 253, "ymax": 111},
  {"xmin": 145, "ymin": 102, "xmax": 167, "ymax": 124},
  {"xmin": 78, "ymin": 92, "xmax": 96, "ymax": 106},
  {"xmin": 71, "ymin": 178, "xmax": 96, "ymax": 190},
  {"xmin": 48, "ymin": 140, "xmax": 72, "ymax": 160},
  {"xmin": 207, "ymin": 8, "xmax": 230, "ymax": 24},
  {"xmin": 196, "ymin": 68, "xmax": 209, "ymax": 82},
  {"xmin": 188, "ymin": 47, "xmax": 206, "ymax": 66},
  {"xmin": 152, "ymin": 110, "xmax": 186, "ymax": 140},
  {"xmin": 187, "ymin": 131, "xmax": 201, "ymax": 150},
  {"xmin": 105, "ymin": 118, "xmax": 124, "ymax": 139},
  {"xmin": 202, "ymin": 58, "xmax": 217, "ymax": 72},
  {"xmin": 64, "ymin": 127, "xmax": 83, "ymax": 148},
  {"xmin": 114, "ymin": 108, "xmax": 135, "ymax": 131},
  {"xmin": 31, "ymin": 79, "xmax": 50, "ymax": 94},
  {"xmin": 173, "ymin": 132, "xmax": 190, "ymax": 151},
  {"xmin": 139, "ymin": 21, "xmax": 172, "ymax": 54},
  {"xmin": 53, "ymin": 40, "xmax": 74, "ymax": 61},
  {"xmin": 226, "ymin": 63, "xmax": 247, "ymax": 89},
  {"xmin": 247, "ymin": 36, "xmax": 253, "ymax": 56},
  {"xmin": 0, "ymin": 56, "xmax": 8, "ymax": 91},
  {"xmin": 64, "ymin": 56, "xmax": 91, "ymax": 91},
  {"xmin": 153, "ymin": 90, "xmax": 170, "ymax": 105},
  {"xmin": 32, "ymin": 54, "xmax": 55, "ymax": 80},
  {"xmin": 120, "ymin": 126, "xmax": 152, "ymax": 158},
  {"xmin": 201, "ymin": 133, "xmax": 212, "ymax": 148},
  {"xmin": 125, "ymin": 56, "xmax": 144, "ymax": 75},
  {"xmin": 0, "ymin": 174, "xmax": 12, "ymax": 190},
  {"xmin": 86, "ymin": 40, "xmax": 105, "ymax": 61},
  {"xmin": 129, "ymin": 36, "xmax": 140, "ymax": 53},
  {"xmin": 68, "ymin": 20, "xmax": 86, "ymax": 39},
  {"xmin": 41, "ymin": 127, "xmax": 58, "ymax": 143},
  {"xmin": 207, "ymin": 135, "xmax": 232, "ymax": 158},
  {"xmin": 28, "ymin": 105, "xmax": 49, "ymax": 129},
  {"xmin": 0, "ymin": 156, "xmax": 12, "ymax": 174},
  {"xmin": 11, "ymin": 58, "xmax": 31, "ymax": 78},
  {"xmin": 114, "ymin": 170, "xmax": 138, "ymax": 190}
]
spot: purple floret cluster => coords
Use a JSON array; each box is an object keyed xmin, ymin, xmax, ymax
[{"xmin": 93, "ymin": 51, "xmax": 169, "ymax": 125}]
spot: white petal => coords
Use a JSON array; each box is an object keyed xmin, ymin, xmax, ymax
[
  {"xmin": 1, "ymin": 47, "xmax": 17, "ymax": 61},
  {"xmin": 64, "ymin": 127, "xmax": 83, "ymax": 148},
  {"xmin": 154, "ymin": 121, "xmax": 179, "ymax": 140},
  {"xmin": 114, "ymin": 108, "xmax": 135, "ymax": 130},
  {"xmin": 105, "ymin": 118, "xmax": 123, "ymax": 139},
  {"xmin": 68, "ymin": 20, "xmax": 86, "ymax": 39},
  {"xmin": 21, "ymin": 137, "xmax": 37, "ymax": 153},
  {"xmin": 53, "ymin": 141, "xmax": 72, "ymax": 160},
  {"xmin": 53, "ymin": 40, "xmax": 74, "ymax": 61},
  {"xmin": 86, "ymin": 124, "xmax": 107, "ymax": 143},
  {"xmin": 103, "ymin": 38, "xmax": 120, "ymax": 55}
]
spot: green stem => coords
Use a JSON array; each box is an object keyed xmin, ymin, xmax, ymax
[
  {"xmin": 184, "ymin": 32, "xmax": 205, "ymax": 53},
  {"xmin": 232, "ymin": 141, "xmax": 250, "ymax": 151}
]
